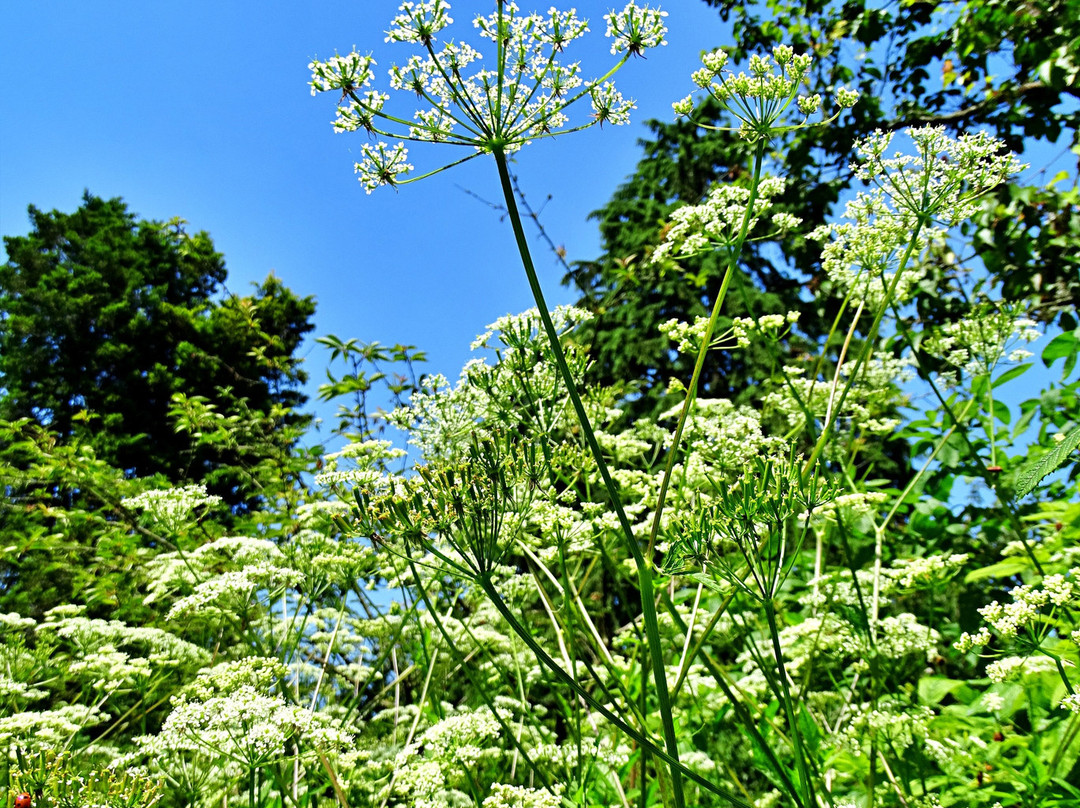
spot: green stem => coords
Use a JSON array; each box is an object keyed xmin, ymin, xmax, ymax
[
  {"xmin": 763, "ymin": 599, "xmax": 818, "ymax": 808},
  {"xmin": 493, "ymin": 146, "xmax": 685, "ymax": 808},
  {"xmin": 404, "ymin": 556, "xmax": 557, "ymax": 795},
  {"xmin": 660, "ymin": 588, "xmax": 804, "ymax": 807},
  {"xmin": 803, "ymin": 213, "xmax": 930, "ymax": 477},
  {"xmin": 646, "ymin": 143, "xmax": 767, "ymax": 560},
  {"xmin": 474, "ymin": 571, "xmax": 754, "ymax": 808},
  {"xmin": 1043, "ymin": 649, "xmax": 1076, "ymax": 696},
  {"xmin": 885, "ymin": 300, "xmax": 1046, "ymax": 576}
]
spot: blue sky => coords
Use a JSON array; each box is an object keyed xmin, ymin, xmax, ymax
[{"xmin": 1, "ymin": 1, "xmax": 729, "ymax": 431}]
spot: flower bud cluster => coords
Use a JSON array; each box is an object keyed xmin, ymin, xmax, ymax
[{"xmin": 731, "ymin": 311, "xmax": 800, "ymax": 348}]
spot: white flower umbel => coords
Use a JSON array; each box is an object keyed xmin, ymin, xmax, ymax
[
  {"xmin": 955, "ymin": 568, "xmax": 1079, "ymax": 699},
  {"xmin": 853, "ymin": 126, "xmax": 1026, "ymax": 225},
  {"xmin": 810, "ymin": 190, "xmax": 938, "ymax": 307},
  {"xmin": 0, "ymin": 705, "xmax": 105, "ymax": 749},
  {"xmin": 673, "ymin": 44, "xmax": 857, "ymax": 142},
  {"xmin": 158, "ymin": 685, "xmax": 352, "ymax": 770},
  {"xmin": 310, "ymin": 2, "xmax": 665, "ymax": 191},
  {"xmin": 923, "ymin": 301, "xmax": 1041, "ymax": 387},
  {"xmin": 167, "ymin": 563, "xmax": 305, "ymax": 621},
  {"xmin": 122, "ymin": 484, "xmax": 222, "ymax": 532},
  {"xmin": 38, "ymin": 613, "xmax": 210, "ymax": 668},
  {"xmin": 483, "ymin": 783, "xmax": 564, "ymax": 808},
  {"xmin": 956, "ymin": 569, "xmax": 1079, "ymax": 652},
  {"xmin": 652, "ymin": 177, "xmax": 801, "ymax": 264}
]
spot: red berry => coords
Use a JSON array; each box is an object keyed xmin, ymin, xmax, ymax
[{"xmin": 14, "ymin": 794, "xmax": 32, "ymax": 808}]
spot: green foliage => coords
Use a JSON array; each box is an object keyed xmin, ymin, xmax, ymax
[
  {"xmin": 3, "ymin": 4, "xmax": 1080, "ymax": 808},
  {"xmin": 567, "ymin": 0, "xmax": 1080, "ymax": 422},
  {"xmin": 7, "ymin": 749, "xmax": 161, "ymax": 808},
  {"xmin": 1014, "ymin": 423, "xmax": 1080, "ymax": 498},
  {"xmin": 0, "ymin": 193, "xmax": 316, "ymax": 509}
]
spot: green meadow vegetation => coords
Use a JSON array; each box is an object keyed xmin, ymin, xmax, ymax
[{"xmin": 2, "ymin": 2, "xmax": 1079, "ymax": 807}]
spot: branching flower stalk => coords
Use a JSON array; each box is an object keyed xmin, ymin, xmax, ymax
[
  {"xmin": 646, "ymin": 45, "xmax": 856, "ymax": 561},
  {"xmin": 803, "ymin": 126, "xmax": 1025, "ymax": 476},
  {"xmin": 641, "ymin": 48, "xmax": 856, "ymax": 808},
  {"xmin": 310, "ymin": 4, "xmax": 698, "ymax": 803}
]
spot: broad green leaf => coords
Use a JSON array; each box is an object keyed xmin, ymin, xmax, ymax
[
  {"xmin": 1014, "ymin": 422, "xmax": 1080, "ymax": 498},
  {"xmin": 918, "ymin": 676, "xmax": 969, "ymax": 705},
  {"xmin": 992, "ymin": 398, "xmax": 1012, "ymax": 425},
  {"xmin": 965, "ymin": 557, "xmax": 1033, "ymax": 582},
  {"xmin": 1042, "ymin": 330, "xmax": 1077, "ymax": 367},
  {"xmin": 992, "ymin": 362, "xmax": 1032, "ymax": 389}
]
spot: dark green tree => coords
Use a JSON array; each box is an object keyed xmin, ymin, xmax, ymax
[
  {"xmin": 0, "ymin": 192, "xmax": 317, "ymax": 510},
  {"xmin": 566, "ymin": 0, "xmax": 1079, "ymax": 419}
]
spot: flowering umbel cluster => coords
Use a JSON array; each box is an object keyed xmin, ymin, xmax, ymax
[
  {"xmin": 854, "ymin": 126, "xmax": 1026, "ymax": 224},
  {"xmin": 672, "ymin": 44, "xmax": 858, "ymax": 141},
  {"xmin": 308, "ymin": 1, "xmax": 667, "ymax": 192},
  {"xmin": 923, "ymin": 302, "xmax": 1041, "ymax": 387},
  {"xmin": 651, "ymin": 176, "xmax": 801, "ymax": 264},
  {"xmin": 810, "ymin": 127, "xmax": 1026, "ymax": 309}
]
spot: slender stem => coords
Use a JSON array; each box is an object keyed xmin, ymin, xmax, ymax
[
  {"xmin": 405, "ymin": 555, "xmax": 557, "ymax": 796},
  {"xmin": 474, "ymin": 571, "xmax": 754, "ymax": 808},
  {"xmin": 646, "ymin": 143, "xmax": 767, "ymax": 561},
  {"xmin": 802, "ymin": 213, "xmax": 930, "ymax": 477},
  {"xmin": 763, "ymin": 599, "xmax": 817, "ymax": 808},
  {"xmin": 492, "ymin": 146, "xmax": 686, "ymax": 808}
]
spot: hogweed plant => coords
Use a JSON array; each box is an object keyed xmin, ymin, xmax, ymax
[
  {"xmin": 305, "ymin": 5, "xmax": 1080, "ymax": 807},
  {"xmin": 309, "ymin": 5, "xmax": 707, "ymax": 805},
  {"xmin": 8, "ymin": 7, "xmax": 1073, "ymax": 808}
]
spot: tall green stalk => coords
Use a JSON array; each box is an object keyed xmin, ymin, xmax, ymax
[
  {"xmin": 473, "ymin": 569, "xmax": 755, "ymax": 808},
  {"xmin": 763, "ymin": 599, "xmax": 817, "ymax": 808},
  {"xmin": 645, "ymin": 142, "xmax": 767, "ymax": 560},
  {"xmin": 492, "ymin": 146, "xmax": 686, "ymax": 808}
]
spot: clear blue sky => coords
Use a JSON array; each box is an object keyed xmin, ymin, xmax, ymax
[{"xmin": 1, "ymin": 1, "xmax": 729, "ymax": 429}]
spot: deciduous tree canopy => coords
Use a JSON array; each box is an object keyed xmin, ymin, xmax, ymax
[{"xmin": 0, "ymin": 192, "xmax": 317, "ymax": 509}]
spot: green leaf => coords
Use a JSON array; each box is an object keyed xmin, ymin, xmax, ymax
[
  {"xmin": 965, "ymin": 557, "xmax": 1033, "ymax": 582},
  {"xmin": 1012, "ymin": 404, "xmax": 1038, "ymax": 440},
  {"xmin": 918, "ymin": 676, "xmax": 969, "ymax": 706},
  {"xmin": 1014, "ymin": 423, "xmax": 1080, "ymax": 498},
  {"xmin": 1043, "ymin": 330, "xmax": 1078, "ymax": 368},
  {"xmin": 992, "ymin": 398, "xmax": 1012, "ymax": 424},
  {"xmin": 992, "ymin": 362, "xmax": 1032, "ymax": 388},
  {"xmin": 686, "ymin": 573, "xmax": 730, "ymax": 595}
]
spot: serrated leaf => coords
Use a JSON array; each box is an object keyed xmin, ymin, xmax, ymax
[{"xmin": 1014, "ymin": 423, "xmax": 1080, "ymax": 498}]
